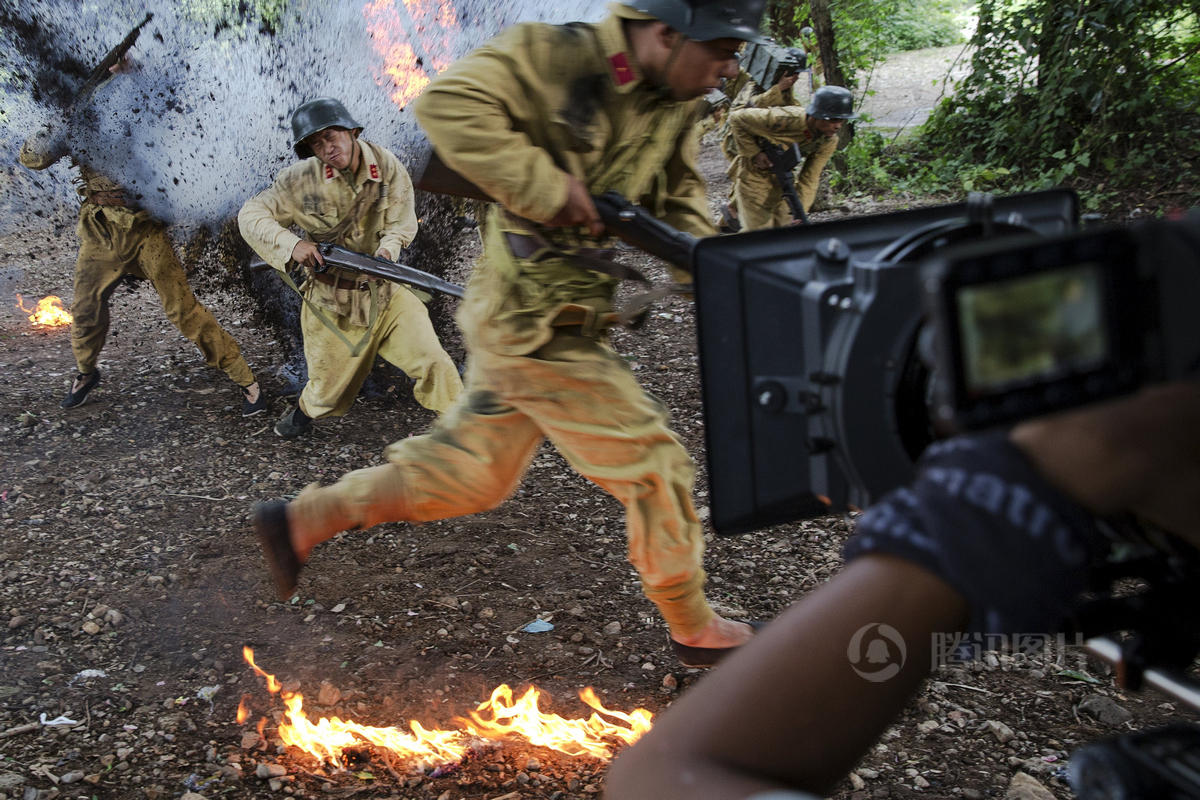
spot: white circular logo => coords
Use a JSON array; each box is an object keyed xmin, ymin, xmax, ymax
[{"xmin": 847, "ymin": 623, "xmax": 907, "ymax": 682}]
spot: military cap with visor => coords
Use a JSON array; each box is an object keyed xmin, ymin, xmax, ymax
[
  {"xmin": 290, "ymin": 97, "xmax": 363, "ymax": 159},
  {"xmin": 613, "ymin": 0, "xmax": 767, "ymax": 43}
]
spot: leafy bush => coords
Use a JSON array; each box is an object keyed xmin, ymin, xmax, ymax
[
  {"xmin": 910, "ymin": 0, "xmax": 1200, "ymax": 202},
  {"xmin": 880, "ymin": 0, "xmax": 968, "ymax": 52}
]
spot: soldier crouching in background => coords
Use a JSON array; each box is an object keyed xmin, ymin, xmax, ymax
[{"xmin": 237, "ymin": 98, "xmax": 462, "ymax": 439}]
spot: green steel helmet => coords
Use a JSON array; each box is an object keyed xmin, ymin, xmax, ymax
[
  {"xmin": 617, "ymin": 0, "xmax": 768, "ymax": 43},
  {"xmin": 807, "ymin": 85, "xmax": 857, "ymax": 120},
  {"xmin": 290, "ymin": 97, "xmax": 363, "ymax": 159}
]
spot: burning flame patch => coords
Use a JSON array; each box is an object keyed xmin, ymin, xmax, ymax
[
  {"xmin": 242, "ymin": 647, "xmax": 653, "ymax": 771},
  {"xmin": 363, "ymin": 0, "xmax": 461, "ymax": 110},
  {"xmin": 16, "ymin": 294, "xmax": 72, "ymax": 327}
]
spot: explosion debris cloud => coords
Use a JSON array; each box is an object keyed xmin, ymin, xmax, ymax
[
  {"xmin": 0, "ymin": 0, "xmax": 602, "ymax": 235},
  {"xmin": 242, "ymin": 647, "xmax": 654, "ymax": 771}
]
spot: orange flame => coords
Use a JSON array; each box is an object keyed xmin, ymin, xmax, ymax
[
  {"xmin": 363, "ymin": 0, "xmax": 461, "ymax": 109},
  {"xmin": 16, "ymin": 294, "xmax": 72, "ymax": 327},
  {"xmin": 242, "ymin": 647, "xmax": 653, "ymax": 770},
  {"xmin": 458, "ymin": 684, "xmax": 655, "ymax": 759}
]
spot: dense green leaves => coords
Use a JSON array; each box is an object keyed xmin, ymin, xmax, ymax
[
  {"xmin": 916, "ymin": 0, "xmax": 1200, "ymax": 202},
  {"xmin": 827, "ymin": 0, "xmax": 1200, "ymax": 211}
]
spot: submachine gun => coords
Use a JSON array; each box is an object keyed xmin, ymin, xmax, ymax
[
  {"xmin": 72, "ymin": 13, "xmax": 153, "ymax": 108},
  {"xmin": 756, "ymin": 139, "xmax": 809, "ymax": 224}
]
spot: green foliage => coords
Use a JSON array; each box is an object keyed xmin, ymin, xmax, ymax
[
  {"xmin": 878, "ymin": 0, "xmax": 968, "ymax": 52},
  {"xmin": 178, "ymin": 0, "xmax": 287, "ymax": 32},
  {"xmin": 791, "ymin": 0, "xmax": 968, "ymax": 87},
  {"xmin": 916, "ymin": 0, "xmax": 1200, "ymax": 198}
]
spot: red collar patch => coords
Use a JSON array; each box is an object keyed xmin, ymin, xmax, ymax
[
  {"xmin": 324, "ymin": 164, "xmax": 335, "ymax": 181},
  {"xmin": 369, "ymin": 163, "xmax": 380, "ymax": 181},
  {"xmin": 609, "ymin": 52, "xmax": 635, "ymax": 86}
]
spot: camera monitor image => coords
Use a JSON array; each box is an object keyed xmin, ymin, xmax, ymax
[{"xmin": 958, "ymin": 263, "xmax": 1109, "ymax": 394}]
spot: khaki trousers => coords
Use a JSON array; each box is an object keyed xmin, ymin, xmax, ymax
[
  {"xmin": 72, "ymin": 207, "xmax": 253, "ymax": 385},
  {"xmin": 297, "ymin": 285, "xmax": 462, "ymax": 418},
  {"xmin": 290, "ymin": 331, "xmax": 715, "ymax": 637},
  {"xmin": 733, "ymin": 169, "xmax": 794, "ymax": 231}
]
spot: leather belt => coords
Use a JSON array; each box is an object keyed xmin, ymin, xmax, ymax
[
  {"xmin": 87, "ymin": 190, "xmax": 129, "ymax": 207},
  {"xmin": 312, "ymin": 271, "xmax": 371, "ymax": 291},
  {"xmin": 550, "ymin": 305, "xmax": 619, "ymax": 338}
]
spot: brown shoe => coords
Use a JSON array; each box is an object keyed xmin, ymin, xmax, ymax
[
  {"xmin": 252, "ymin": 500, "xmax": 302, "ymax": 600},
  {"xmin": 670, "ymin": 620, "xmax": 765, "ymax": 668}
]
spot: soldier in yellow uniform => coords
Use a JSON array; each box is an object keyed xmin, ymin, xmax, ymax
[
  {"xmin": 728, "ymin": 84, "xmax": 855, "ymax": 230},
  {"xmin": 238, "ymin": 98, "xmax": 462, "ymax": 438},
  {"xmin": 19, "ymin": 96, "xmax": 264, "ymax": 415},
  {"xmin": 716, "ymin": 67, "xmax": 799, "ymax": 231},
  {"xmin": 253, "ymin": 0, "xmax": 768, "ymax": 667}
]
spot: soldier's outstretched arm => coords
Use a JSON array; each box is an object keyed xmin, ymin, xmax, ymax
[
  {"xmin": 375, "ymin": 150, "xmax": 419, "ymax": 260},
  {"xmin": 19, "ymin": 120, "xmax": 69, "ymax": 171},
  {"xmin": 795, "ymin": 135, "xmax": 837, "ymax": 212}
]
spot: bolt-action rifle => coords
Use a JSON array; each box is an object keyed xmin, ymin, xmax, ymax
[
  {"xmin": 756, "ymin": 138, "xmax": 809, "ymax": 224},
  {"xmin": 414, "ymin": 146, "xmax": 699, "ymax": 273},
  {"xmin": 72, "ymin": 13, "xmax": 153, "ymax": 108},
  {"xmin": 250, "ymin": 244, "xmax": 465, "ymax": 300}
]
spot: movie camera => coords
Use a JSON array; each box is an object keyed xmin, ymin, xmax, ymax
[
  {"xmin": 692, "ymin": 190, "xmax": 1200, "ymax": 534},
  {"xmin": 740, "ymin": 39, "xmax": 807, "ymax": 91},
  {"xmin": 690, "ymin": 191, "xmax": 1200, "ymax": 799}
]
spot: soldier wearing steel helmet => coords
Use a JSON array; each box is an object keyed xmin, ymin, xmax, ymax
[
  {"xmin": 252, "ymin": 1, "xmax": 768, "ymax": 668},
  {"xmin": 237, "ymin": 98, "xmax": 463, "ymax": 439},
  {"xmin": 727, "ymin": 84, "xmax": 856, "ymax": 230}
]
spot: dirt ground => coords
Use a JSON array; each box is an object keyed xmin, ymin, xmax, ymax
[{"xmin": 2, "ymin": 54, "xmax": 1197, "ymax": 800}]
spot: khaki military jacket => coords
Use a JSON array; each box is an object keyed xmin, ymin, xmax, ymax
[
  {"xmin": 238, "ymin": 139, "xmax": 418, "ymax": 326},
  {"xmin": 719, "ymin": 74, "xmax": 794, "ymax": 161},
  {"xmin": 729, "ymin": 106, "xmax": 838, "ymax": 212},
  {"xmin": 413, "ymin": 9, "xmax": 711, "ymax": 354}
]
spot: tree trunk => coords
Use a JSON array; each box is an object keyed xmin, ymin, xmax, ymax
[{"xmin": 807, "ymin": 0, "xmax": 847, "ymax": 89}]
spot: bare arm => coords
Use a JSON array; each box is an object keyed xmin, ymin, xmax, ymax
[{"xmin": 606, "ymin": 556, "xmax": 967, "ymax": 799}]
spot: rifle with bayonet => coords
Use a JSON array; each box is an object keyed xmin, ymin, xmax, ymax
[
  {"xmin": 250, "ymin": 243, "xmax": 465, "ymax": 300},
  {"xmin": 414, "ymin": 146, "xmax": 699, "ymax": 273},
  {"xmin": 72, "ymin": 13, "xmax": 154, "ymax": 109},
  {"xmin": 756, "ymin": 138, "xmax": 809, "ymax": 224}
]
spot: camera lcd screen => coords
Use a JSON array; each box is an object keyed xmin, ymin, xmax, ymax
[{"xmin": 957, "ymin": 263, "xmax": 1109, "ymax": 394}]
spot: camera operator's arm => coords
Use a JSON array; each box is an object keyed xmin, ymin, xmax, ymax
[
  {"xmin": 605, "ymin": 555, "xmax": 966, "ymax": 798},
  {"xmin": 1011, "ymin": 380, "xmax": 1200, "ymax": 545},
  {"xmin": 609, "ymin": 379, "xmax": 1200, "ymax": 798}
]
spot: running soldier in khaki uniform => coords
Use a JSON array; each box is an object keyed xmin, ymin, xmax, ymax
[
  {"xmin": 19, "ymin": 102, "xmax": 264, "ymax": 414},
  {"xmin": 253, "ymin": 0, "xmax": 768, "ymax": 667},
  {"xmin": 238, "ymin": 99, "xmax": 462, "ymax": 438},
  {"xmin": 728, "ymin": 84, "xmax": 855, "ymax": 230}
]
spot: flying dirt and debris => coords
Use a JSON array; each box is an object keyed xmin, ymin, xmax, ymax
[{"xmin": 1, "ymin": 3, "xmax": 1197, "ymax": 800}]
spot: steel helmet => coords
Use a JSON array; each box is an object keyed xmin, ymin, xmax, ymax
[
  {"xmin": 807, "ymin": 85, "xmax": 857, "ymax": 120},
  {"xmin": 290, "ymin": 97, "xmax": 363, "ymax": 159},
  {"xmin": 617, "ymin": 0, "xmax": 767, "ymax": 43}
]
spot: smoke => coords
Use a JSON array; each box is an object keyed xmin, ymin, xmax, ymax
[{"xmin": 0, "ymin": 0, "xmax": 604, "ymax": 236}]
